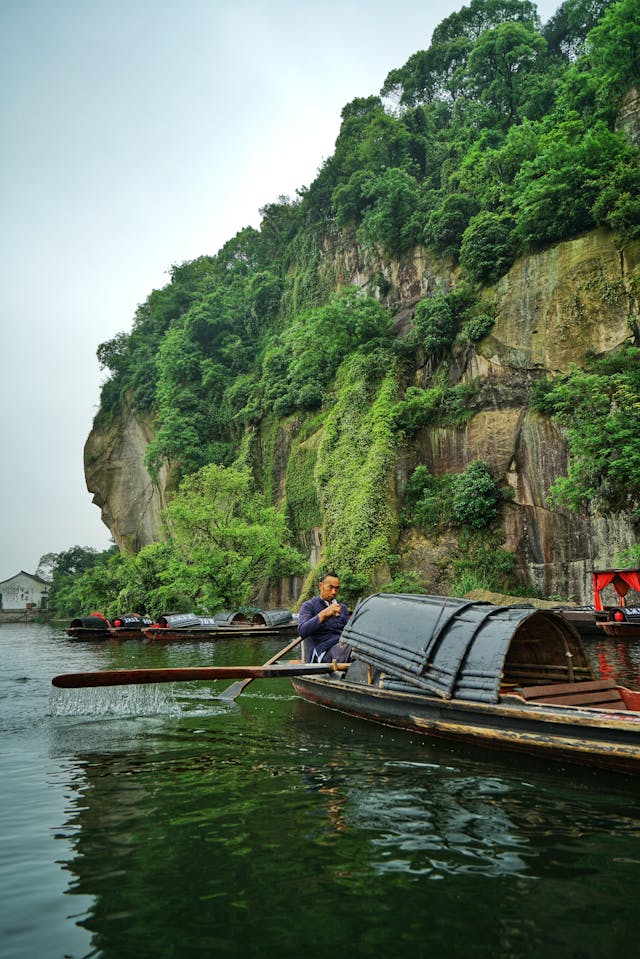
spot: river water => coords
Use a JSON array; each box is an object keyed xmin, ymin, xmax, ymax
[{"xmin": 2, "ymin": 621, "xmax": 640, "ymax": 959}]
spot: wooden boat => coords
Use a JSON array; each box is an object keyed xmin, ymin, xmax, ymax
[
  {"xmin": 108, "ymin": 613, "xmax": 155, "ymax": 639},
  {"xmin": 68, "ymin": 609, "xmax": 298, "ymax": 643},
  {"xmin": 592, "ymin": 569, "xmax": 640, "ymax": 639},
  {"xmin": 66, "ymin": 614, "xmax": 112, "ymax": 640},
  {"xmin": 142, "ymin": 609, "xmax": 298, "ymax": 642},
  {"xmin": 550, "ymin": 605, "xmax": 605, "ymax": 639},
  {"xmin": 67, "ymin": 612, "xmax": 155, "ymax": 640},
  {"xmin": 597, "ymin": 605, "xmax": 640, "ymax": 639},
  {"xmin": 290, "ymin": 593, "xmax": 640, "ymax": 774}
]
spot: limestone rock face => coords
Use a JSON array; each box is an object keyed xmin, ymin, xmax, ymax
[
  {"xmin": 616, "ymin": 86, "xmax": 640, "ymax": 147},
  {"xmin": 84, "ymin": 399, "xmax": 171, "ymax": 553},
  {"xmin": 85, "ymin": 227, "xmax": 640, "ymax": 604},
  {"xmin": 395, "ymin": 231, "xmax": 640, "ymax": 603},
  {"xmin": 478, "ymin": 229, "xmax": 635, "ymax": 376}
]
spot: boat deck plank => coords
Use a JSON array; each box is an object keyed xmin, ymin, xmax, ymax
[{"xmin": 518, "ymin": 678, "xmax": 627, "ymax": 710}]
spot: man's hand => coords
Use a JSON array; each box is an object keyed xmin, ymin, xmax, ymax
[{"xmin": 319, "ymin": 602, "xmax": 341, "ymax": 621}]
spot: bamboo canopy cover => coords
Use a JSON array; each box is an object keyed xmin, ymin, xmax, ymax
[{"xmin": 341, "ymin": 594, "xmax": 594, "ymax": 703}]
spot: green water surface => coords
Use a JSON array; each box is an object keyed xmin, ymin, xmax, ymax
[{"xmin": 2, "ymin": 623, "xmax": 640, "ymax": 959}]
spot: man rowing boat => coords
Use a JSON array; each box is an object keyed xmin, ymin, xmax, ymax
[{"xmin": 297, "ymin": 571, "xmax": 352, "ymax": 663}]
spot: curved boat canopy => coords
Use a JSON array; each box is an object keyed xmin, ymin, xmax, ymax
[
  {"xmin": 155, "ymin": 613, "xmax": 217, "ymax": 629},
  {"xmin": 214, "ymin": 610, "xmax": 249, "ymax": 624},
  {"xmin": 112, "ymin": 613, "xmax": 153, "ymax": 628},
  {"xmin": 342, "ymin": 593, "xmax": 594, "ymax": 703},
  {"xmin": 251, "ymin": 609, "xmax": 293, "ymax": 626}
]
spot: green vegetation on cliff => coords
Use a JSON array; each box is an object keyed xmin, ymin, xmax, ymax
[
  {"xmin": 45, "ymin": 467, "xmax": 306, "ymax": 618},
  {"xmin": 532, "ymin": 347, "xmax": 640, "ymax": 511},
  {"xmin": 82, "ymin": 0, "xmax": 640, "ymax": 610}
]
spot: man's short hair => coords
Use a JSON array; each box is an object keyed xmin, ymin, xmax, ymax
[{"xmin": 319, "ymin": 571, "xmax": 339, "ymax": 583}]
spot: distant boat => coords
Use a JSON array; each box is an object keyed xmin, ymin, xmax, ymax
[
  {"xmin": 67, "ymin": 609, "xmax": 298, "ymax": 643},
  {"xmin": 66, "ymin": 613, "xmax": 112, "ymax": 640},
  {"xmin": 550, "ymin": 605, "xmax": 605, "ymax": 639},
  {"xmin": 593, "ymin": 569, "xmax": 640, "ymax": 640},
  {"xmin": 142, "ymin": 609, "xmax": 298, "ymax": 642}
]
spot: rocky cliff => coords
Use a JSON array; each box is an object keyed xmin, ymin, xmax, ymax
[
  {"xmin": 84, "ymin": 397, "xmax": 173, "ymax": 553},
  {"xmin": 85, "ymin": 226, "xmax": 640, "ymax": 605}
]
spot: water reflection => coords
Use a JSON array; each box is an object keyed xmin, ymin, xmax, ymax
[
  {"xmin": 52, "ymin": 694, "xmax": 640, "ymax": 959},
  {"xmin": 5, "ymin": 624, "xmax": 640, "ymax": 959},
  {"xmin": 301, "ymin": 758, "xmax": 530, "ymax": 877},
  {"xmin": 589, "ymin": 636, "xmax": 640, "ymax": 684}
]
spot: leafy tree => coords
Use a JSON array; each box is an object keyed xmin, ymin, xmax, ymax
[
  {"xmin": 451, "ymin": 461, "xmax": 502, "ymax": 528},
  {"xmin": 402, "ymin": 465, "xmax": 455, "ymax": 529},
  {"xmin": 162, "ymin": 464, "xmax": 306, "ymax": 609},
  {"xmin": 333, "ymin": 170, "xmax": 377, "ymax": 229},
  {"xmin": 431, "ymin": 0, "xmax": 540, "ymax": 45},
  {"xmin": 424, "ymin": 192, "xmax": 480, "ymax": 256},
  {"xmin": 381, "ymin": 38, "xmax": 473, "ymax": 108},
  {"xmin": 543, "ymin": 0, "xmax": 616, "ymax": 60},
  {"xmin": 41, "ymin": 545, "xmax": 119, "ymax": 616},
  {"xmin": 394, "ymin": 387, "xmax": 446, "ymax": 435},
  {"xmin": 466, "ymin": 22, "xmax": 549, "ymax": 126},
  {"xmin": 357, "ymin": 168, "xmax": 423, "ymax": 255},
  {"xmin": 256, "ymin": 289, "xmax": 392, "ymax": 417},
  {"xmin": 381, "ymin": 0, "xmax": 541, "ymax": 107},
  {"xmin": 587, "ymin": 0, "xmax": 640, "ymax": 103},
  {"xmin": 592, "ymin": 158, "xmax": 640, "ymax": 242},
  {"xmin": 514, "ymin": 116, "xmax": 633, "ymax": 248},
  {"xmin": 413, "ymin": 293, "xmax": 459, "ymax": 356}
]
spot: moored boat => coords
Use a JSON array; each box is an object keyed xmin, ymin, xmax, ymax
[
  {"xmin": 597, "ymin": 605, "xmax": 640, "ymax": 639},
  {"xmin": 66, "ymin": 614, "xmax": 112, "ymax": 640},
  {"xmin": 108, "ymin": 613, "xmax": 154, "ymax": 639},
  {"xmin": 67, "ymin": 612, "xmax": 153, "ymax": 640},
  {"xmin": 551, "ymin": 605, "xmax": 605, "ymax": 639},
  {"xmin": 593, "ymin": 569, "xmax": 640, "ymax": 639},
  {"xmin": 290, "ymin": 593, "xmax": 640, "ymax": 774},
  {"xmin": 142, "ymin": 609, "xmax": 298, "ymax": 642}
]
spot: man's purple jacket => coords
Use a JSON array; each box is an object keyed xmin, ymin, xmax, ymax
[{"xmin": 297, "ymin": 595, "xmax": 350, "ymax": 661}]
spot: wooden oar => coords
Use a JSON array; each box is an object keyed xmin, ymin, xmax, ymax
[
  {"xmin": 51, "ymin": 660, "xmax": 346, "ymax": 689},
  {"xmin": 217, "ymin": 633, "xmax": 304, "ymax": 702}
]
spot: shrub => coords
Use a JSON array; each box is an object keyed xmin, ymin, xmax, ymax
[
  {"xmin": 451, "ymin": 461, "xmax": 501, "ymax": 528},
  {"xmin": 460, "ymin": 211, "xmax": 519, "ymax": 283}
]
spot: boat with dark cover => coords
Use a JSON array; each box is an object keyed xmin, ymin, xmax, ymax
[
  {"xmin": 67, "ymin": 612, "xmax": 155, "ymax": 640},
  {"xmin": 66, "ymin": 614, "xmax": 112, "ymax": 640},
  {"xmin": 108, "ymin": 613, "xmax": 154, "ymax": 638},
  {"xmin": 291, "ymin": 593, "xmax": 640, "ymax": 774},
  {"xmin": 142, "ymin": 609, "xmax": 298, "ymax": 642}
]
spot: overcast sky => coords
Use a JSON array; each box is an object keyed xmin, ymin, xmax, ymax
[{"xmin": 0, "ymin": 0, "xmax": 561, "ymax": 581}]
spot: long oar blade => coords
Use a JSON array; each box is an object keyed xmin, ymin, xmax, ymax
[
  {"xmin": 217, "ymin": 634, "xmax": 304, "ymax": 702},
  {"xmin": 52, "ymin": 661, "xmax": 340, "ymax": 689}
]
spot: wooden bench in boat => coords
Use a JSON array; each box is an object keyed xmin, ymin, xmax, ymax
[{"xmin": 516, "ymin": 678, "xmax": 627, "ymax": 710}]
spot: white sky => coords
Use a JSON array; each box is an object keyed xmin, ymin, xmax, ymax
[{"xmin": 0, "ymin": 0, "xmax": 561, "ymax": 581}]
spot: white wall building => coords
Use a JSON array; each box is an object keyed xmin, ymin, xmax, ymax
[{"xmin": 0, "ymin": 571, "xmax": 49, "ymax": 610}]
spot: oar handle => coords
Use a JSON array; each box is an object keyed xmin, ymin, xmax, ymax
[{"xmin": 52, "ymin": 660, "xmax": 348, "ymax": 689}]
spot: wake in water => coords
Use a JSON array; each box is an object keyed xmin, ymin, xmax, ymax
[{"xmin": 48, "ymin": 683, "xmax": 183, "ymax": 717}]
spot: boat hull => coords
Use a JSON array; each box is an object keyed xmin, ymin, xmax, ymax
[
  {"xmin": 598, "ymin": 622, "xmax": 640, "ymax": 639},
  {"xmin": 291, "ymin": 674, "xmax": 640, "ymax": 774},
  {"xmin": 65, "ymin": 627, "xmax": 110, "ymax": 641},
  {"xmin": 141, "ymin": 623, "xmax": 298, "ymax": 642}
]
